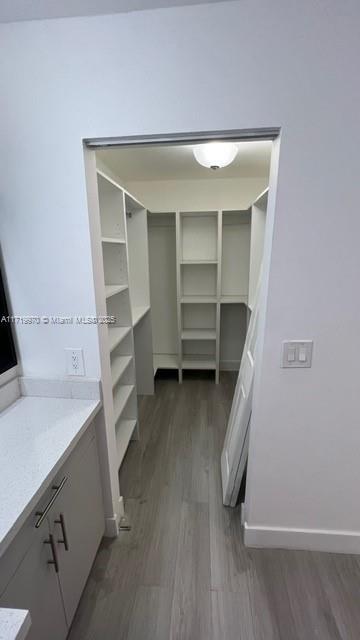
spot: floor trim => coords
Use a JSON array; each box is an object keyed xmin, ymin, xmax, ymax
[
  {"xmin": 104, "ymin": 515, "xmax": 119, "ymax": 538},
  {"xmin": 244, "ymin": 522, "xmax": 360, "ymax": 554}
]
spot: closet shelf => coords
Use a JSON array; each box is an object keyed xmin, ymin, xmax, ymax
[
  {"xmin": 111, "ymin": 355, "xmax": 132, "ymax": 388},
  {"xmin": 182, "ymin": 356, "xmax": 216, "ymax": 370},
  {"xmin": 115, "ymin": 418, "xmax": 137, "ymax": 469},
  {"xmin": 108, "ymin": 325, "xmax": 132, "ymax": 352},
  {"xmin": 180, "ymin": 259, "xmax": 218, "ymax": 265},
  {"xmin": 132, "ymin": 305, "xmax": 150, "ymax": 327},
  {"xmin": 113, "ymin": 384, "xmax": 134, "ymax": 424},
  {"xmin": 101, "ymin": 236, "xmax": 126, "ymax": 245},
  {"xmin": 221, "ymin": 295, "xmax": 248, "ymax": 304},
  {"xmin": 181, "ymin": 296, "xmax": 217, "ymax": 304},
  {"xmin": 153, "ymin": 353, "xmax": 178, "ymax": 373},
  {"xmin": 181, "ymin": 329, "xmax": 216, "ymax": 341},
  {"xmin": 105, "ymin": 284, "xmax": 128, "ymax": 299}
]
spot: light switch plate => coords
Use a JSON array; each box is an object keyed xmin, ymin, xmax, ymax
[{"xmin": 282, "ymin": 341, "xmax": 313, "ymax": 368}]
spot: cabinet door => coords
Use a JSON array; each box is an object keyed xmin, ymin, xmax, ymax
[
  {"xmin": 0, "ymin": 524, "xmax": 67, "ymax": 640},
  {"xmin": 51, "ymin": 435, "xmax": 104, "ymax": 625}
]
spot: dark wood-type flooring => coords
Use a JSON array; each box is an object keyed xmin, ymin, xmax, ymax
[{"xmin": 69, "ymin": 372, "xmax": 360, "ymax": 639}]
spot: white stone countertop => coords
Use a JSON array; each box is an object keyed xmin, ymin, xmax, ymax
[
  {"xmin": 0, "ymin": 608, "xmax": 31, "ymax": 640},
  {"xmin": 0, "ymin": 396, "xmax": 101, "ymax": 559}
]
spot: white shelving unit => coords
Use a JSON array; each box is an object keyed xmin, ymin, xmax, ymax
[
  {"xmin": 177, "ymin": 211, "xmax": 219, "ymax": 382},
  {"xmin": 148, "ymin": 207, "xmax": 253, "ymax": 383},
  {"xmin": 93, "ymin": 168, "xmax": 154, "ymax": 484},
  {"xmin": 97, "ymin": 170, "xmax": 139, "ymax": 474}
]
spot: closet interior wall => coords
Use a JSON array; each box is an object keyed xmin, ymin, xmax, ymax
[{"xmin": 148, "ymin": 213, "xmax": 178, "ymax": 373}]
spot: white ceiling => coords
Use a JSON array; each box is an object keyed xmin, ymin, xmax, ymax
[
  {"xmin": 0, "ymin": 0, "xmax": 230, "ymax": 23},
  {"xmin": 97, "ymin": 141, "xmax": 273, "ymax": 182}
]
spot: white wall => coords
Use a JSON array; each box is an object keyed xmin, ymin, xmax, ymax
[
  {"xmin": 1, "ymin": 0, "xmax": 360, "ymax": 551},
  {"xmin": 124, "ymin": 177, "xmax": 267, "ymax": 212}
]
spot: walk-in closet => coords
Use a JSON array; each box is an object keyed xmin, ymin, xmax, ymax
[{"xmin": 87, "ymin": 140, "xmax": 272, "ymax": 502}]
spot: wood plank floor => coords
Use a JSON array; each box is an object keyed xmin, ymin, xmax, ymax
[{"xmin": 69, "ymin": 372, "xmax": 360, "ymax": 640}]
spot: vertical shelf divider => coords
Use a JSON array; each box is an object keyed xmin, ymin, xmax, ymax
[
  {"xmin": 120, "ymin": 189, "xmax": 140, "ymax": 441},
  {"xmin": 216, "ymin": 210, "xmax": 222, "ymax": 384},
  {"xmin": 175, "ymin": 211, "xmax": 183, "ymax": 383},
  {"xmin": 125, "ymin": 193, "xmax": 154, "ymax": 397}
]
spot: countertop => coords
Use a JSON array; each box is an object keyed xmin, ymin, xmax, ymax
[
  {"xmin": 0, "ymin": 609, "xmax": 31, "ymax": 640},
  {"xmin": 0, "ymin": 395, "xmax": 101, "ymax": 559}
]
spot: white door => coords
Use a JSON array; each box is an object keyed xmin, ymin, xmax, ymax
[{"xmin": 221, "ymin": 290, "xmax": 260, "ymax": 507}]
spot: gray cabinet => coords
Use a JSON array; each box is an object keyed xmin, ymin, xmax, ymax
[
  {"xmin": 0, "ymin": 423, "xmax": 104, "ymax": 639},
  {"xmin": 51, "ymin": 435, "xmax": 104, "ymax": 626},
  {"xmin": 0, "ymin": 523, "xmax": 68, "ymax": 640}
]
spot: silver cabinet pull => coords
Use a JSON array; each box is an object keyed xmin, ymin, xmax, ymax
[
  {"xmin": 35, "ymin": 477, "xmax": 68, "ymax": 528},
  {"xmin": 44, "ymin": 534, "xmax": 59, "ymax": 573},
  {"xmin": 55, "ymin": 513, "xmax": 69, "ymax": 551}
]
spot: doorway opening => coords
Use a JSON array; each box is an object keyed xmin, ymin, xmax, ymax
[{"xmin": 84, "ymin": 129, "xmax": 280, "ymax": 534}]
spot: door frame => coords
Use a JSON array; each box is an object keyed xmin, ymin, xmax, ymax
[
  {"xmin": 84, "ymin": 127, "xmax": 279, "ymax": 149},
  {"xmin": 83, "ymin": 127, "xmax": 281, "ymax": 533}
]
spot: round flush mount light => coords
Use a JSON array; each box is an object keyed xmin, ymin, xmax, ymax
[{"xmin": 193, "ymin": 142, "xmax": 238, "ymax": 170}]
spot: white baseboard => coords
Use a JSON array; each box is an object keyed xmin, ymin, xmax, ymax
[
  {"xmin": 118, "ymin": 495, "xmax": 125, "ymax": 517},
  {"xmin": 220, "ymin": 360, "xmax": 240, "ymax": 371},
  {"xmin": 104, "ymin": 498, "xmax": 125, "ymax": 538},
  {"xmin": 244, "ymin": 522, "xmax": 360, "ymax": 554},
  {"xmin": 104, "ymin": 515, "xmax": 119, "ymax": 538}
]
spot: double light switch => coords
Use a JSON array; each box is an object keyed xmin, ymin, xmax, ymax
[{"xmin": 282, "ymin": 341, "xmax": 313, "ymax": 368}]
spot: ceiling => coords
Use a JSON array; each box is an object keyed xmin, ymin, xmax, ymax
[
  {"xmin": 0, "ymin": 0, "xmax": 231, "ymax": 23},
  {"xmin": 97, "ymin": 141, "xmax": 273, "ymax": 182}
]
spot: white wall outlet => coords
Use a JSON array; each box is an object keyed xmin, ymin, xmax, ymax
[
  {"xmin": 282, "ymin": 341, "xmax": 313, "ymax": 368},
  {"xmin": 65, "ymin": 348, "xmax": 85, "ymax": 376}
]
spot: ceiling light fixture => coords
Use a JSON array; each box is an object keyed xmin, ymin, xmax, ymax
[{"xmin": 193, "ymin": 142, "xmax": 238, "ymax": 170}]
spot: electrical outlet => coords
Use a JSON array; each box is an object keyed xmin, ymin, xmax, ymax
[{"xmin": 65, "ymin": 348, "xmax": 85, "ymax": 376}]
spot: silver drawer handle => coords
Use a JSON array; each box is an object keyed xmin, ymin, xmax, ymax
[{"xmin": 35, "ymin": 477, "xmax": 68, "ymax": 528}]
